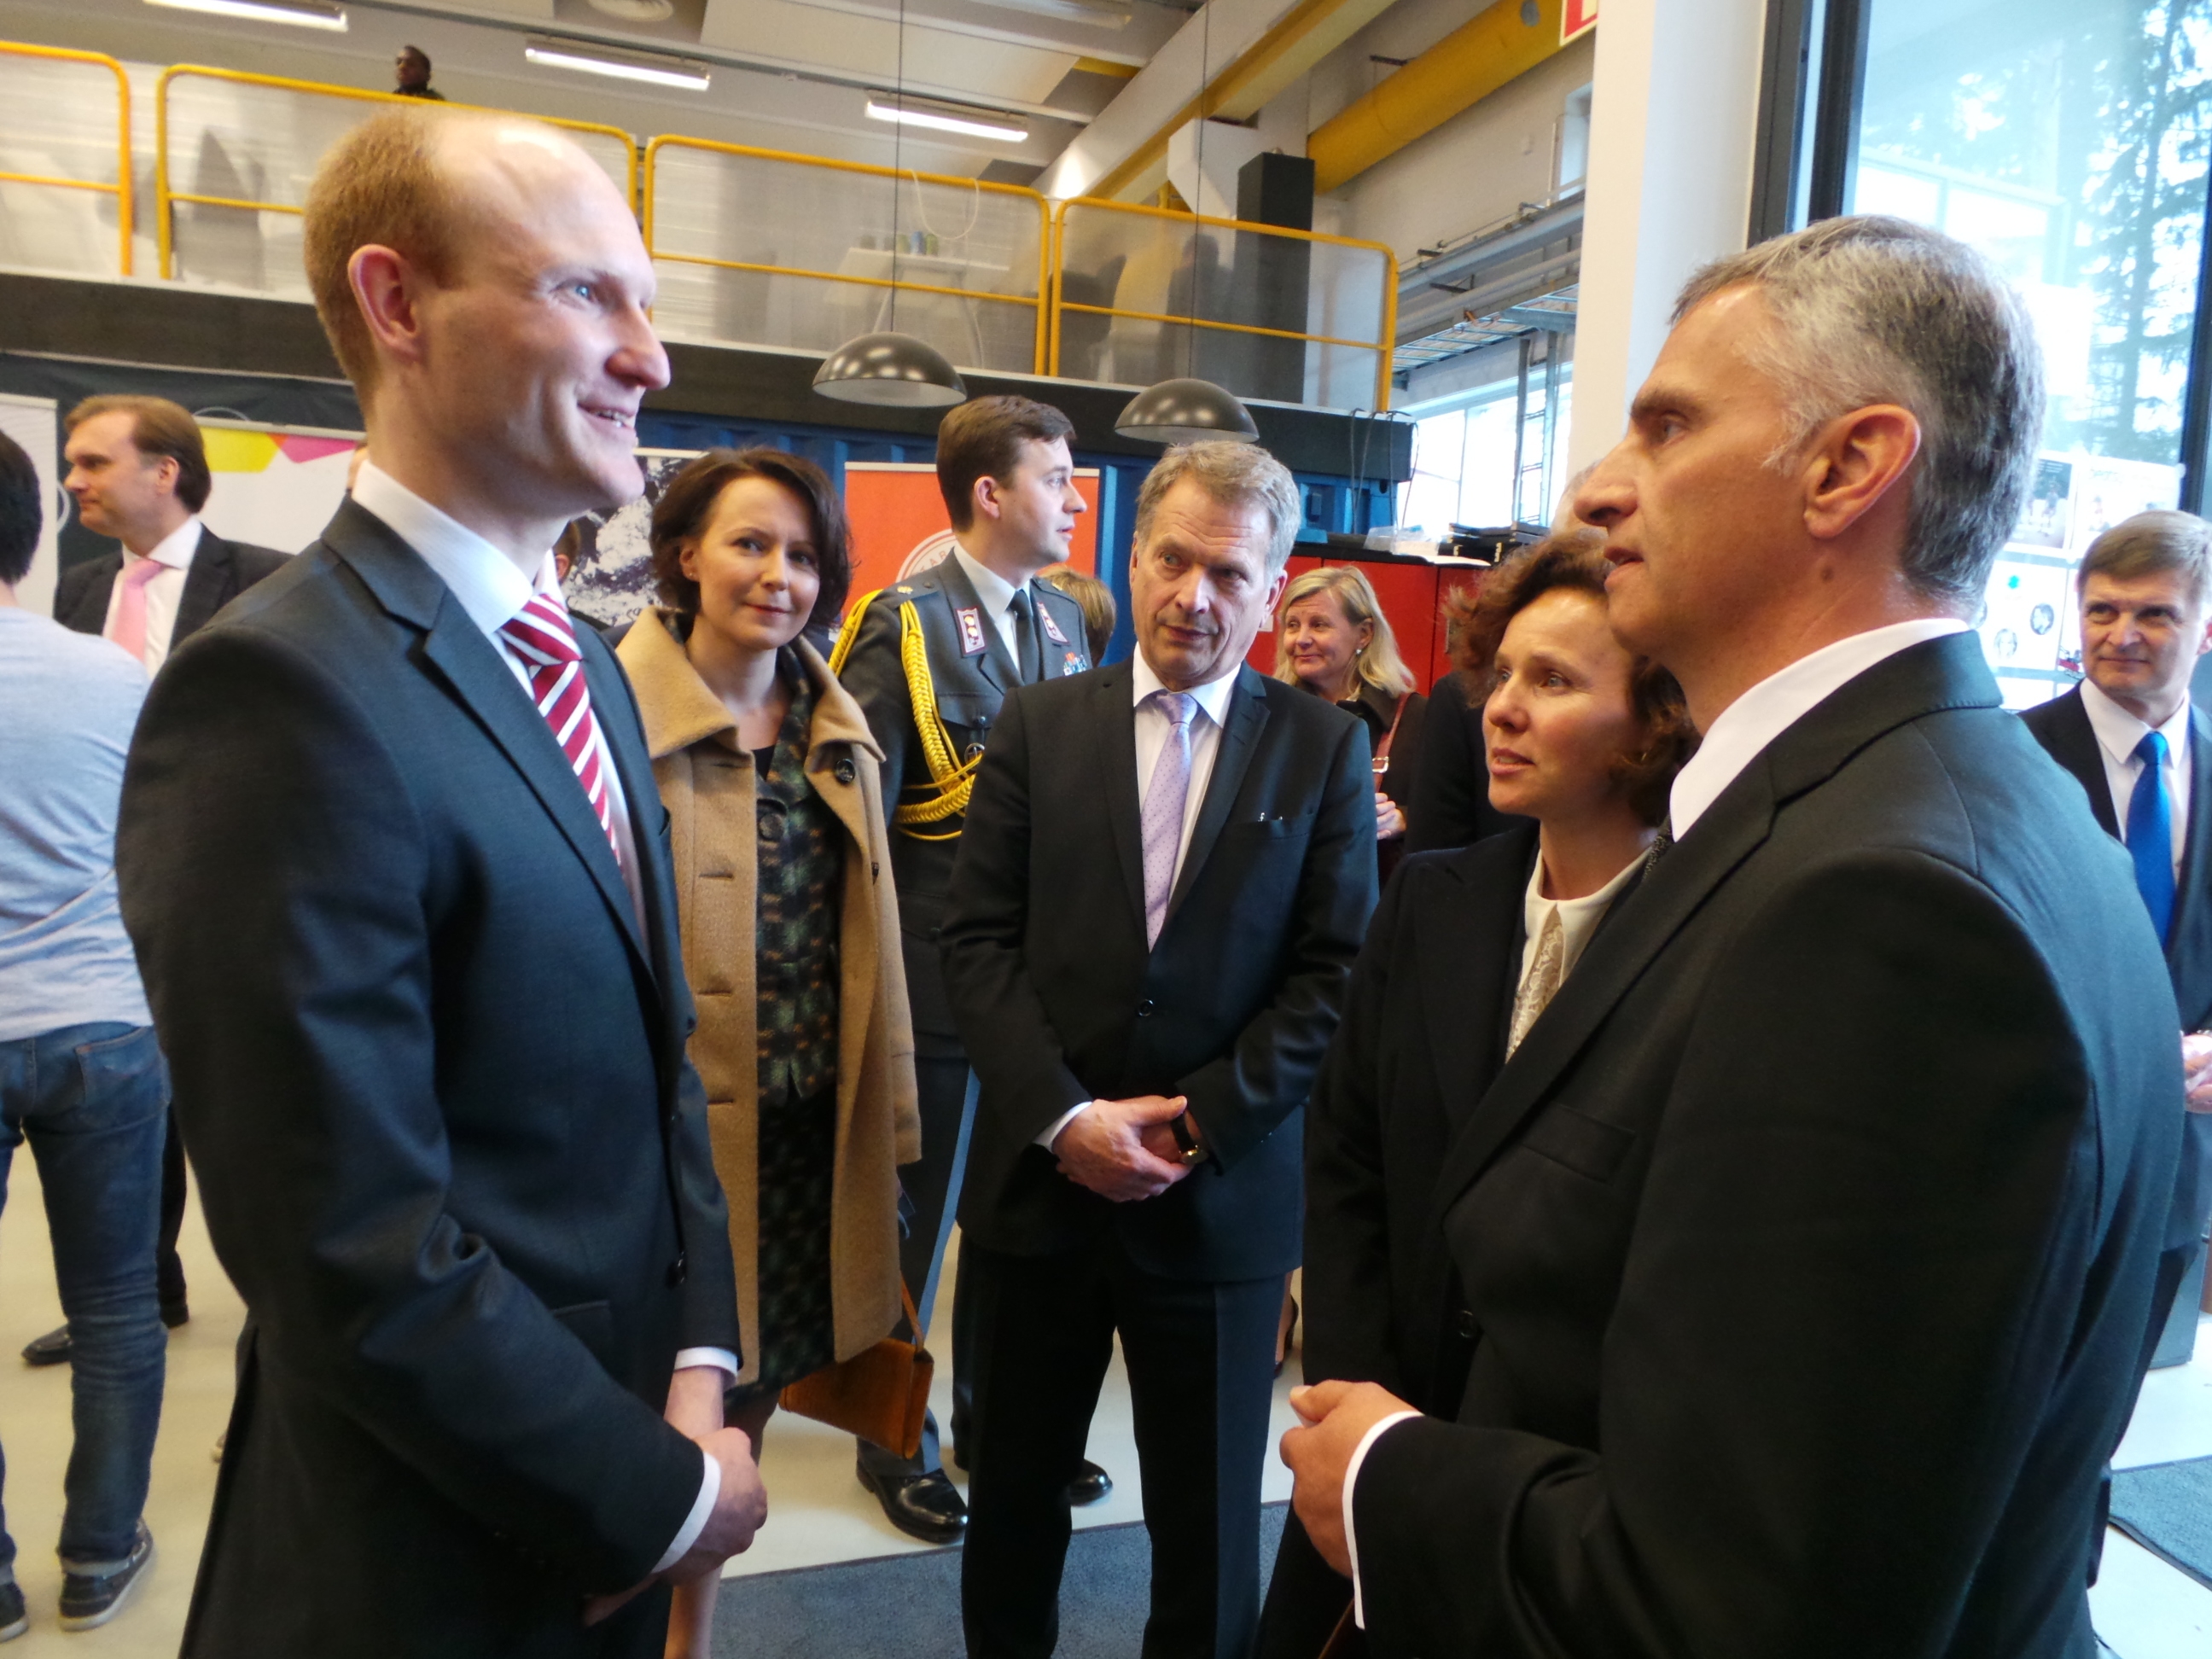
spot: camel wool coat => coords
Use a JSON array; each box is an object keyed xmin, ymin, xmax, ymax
[{"xmin": 619, "ymin": 609, "xmax": 922, "ymax": 1387}]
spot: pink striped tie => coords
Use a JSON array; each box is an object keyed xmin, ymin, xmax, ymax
[
  {"xmin": 106, "ymin": 556, "xmax": 164, "ymax": 667},
  {"xmin": 497, "ymin": 591, "xmax": 622, "ymax": 869}
]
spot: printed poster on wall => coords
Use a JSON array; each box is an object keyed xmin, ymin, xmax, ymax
[
  {"xmin": 0, "ymin": 394, "xmax": 61, "ymax": 616},
  {"xmin": 197, "ymin": 421, "xmax": 359, "ymax": 556},
  {"xmin": 555, "ymin": 455, "xmax": 1107, "ymax": 633},
  {"xmin": 1980, "ymin": 449, "xmax": 2180, "ymax": 711}
]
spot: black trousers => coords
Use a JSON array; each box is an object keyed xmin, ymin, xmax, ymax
[
  {"xmin": 960, "ymin": 1234, "xmax": 1279, "ymax": 1659},
  {"xmin": 859, "ymin": 1051, "xmax": 977, "ymax": 1478},
  {"xmin": 1254, "ymin": 1511, "xmax": 1358, "ymax": 1659}
]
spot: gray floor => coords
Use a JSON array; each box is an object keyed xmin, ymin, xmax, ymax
[{"xmin": 1, "ymin": 1161, "xmax": 2207, "ymax": 1655}]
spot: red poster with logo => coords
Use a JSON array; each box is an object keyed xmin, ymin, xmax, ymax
[
  {"xmin": 841, "ymin": 463, "xmax": 1101, "ymax": 614},
  {"xmin": 1563, "ymin": 0, "xmax": 1598, "ymax": 44}
]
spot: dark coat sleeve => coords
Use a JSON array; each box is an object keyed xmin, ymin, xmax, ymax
[
  {"xmin": 834, "ymin": 594, "xmax": 917, "ymax": 834},
  {"xmin": 938, "ymin": 686, "xmax": 1095, "ymax": 1142},
  {"xmin": 117, "ymin": 625, "xmax": 710, "ymax": 1593},
  {"xmin": 1353, "ymin": 849, "xmax": 2177, "ymax": 1658},
  {"xmin": 1405, "ymin": 670, "xmax": 1522, "ymax": 853},
  {"xmin": 1300, "ymin": 860, "xmax": 1412, "ymax": 1394},
  {"xmin": 1176, "ymin": 707, "xmax": 1377, "ymax": 1172},
  {"xmin": 53, "ymin": 556, "xmax": 118, "ymax": 634}
]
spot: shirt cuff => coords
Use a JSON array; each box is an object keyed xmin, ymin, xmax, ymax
[
  {"xmin": 672, "ymin": 1348, "xmax": 739, "ymax": 1382},
  {"xmin": 652, "ymin": 1447, "xmax": 720, "ymax": 1575},
  {"xmin": 1035, "ymin": 1099, "xmax": 1096, "ymax": 1150},
  {"xmin": 1345, "ymin": 1410, "xmax": 1421, "ymax": 1629}
]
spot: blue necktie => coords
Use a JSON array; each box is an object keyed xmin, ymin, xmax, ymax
[{"xmin": 2127, "ymin": 730, "xmax": 2175, "ymax": 945}]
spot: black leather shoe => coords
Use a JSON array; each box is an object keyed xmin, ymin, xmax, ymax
[
  {"xmin": 1067, "ymin": 1459, "xmax": 1112, "ymax": 1506},
  {"xmin": 21, "ymin": 1325, "xmax": 68, "ymax": 1367},
  {"xmin": 160, "ymin": 1301, "xmax": 189, "ymax": 1330},
  {"xmin": 856, "ymin": 1464, "xmax": 967, "ymax": 1544}
]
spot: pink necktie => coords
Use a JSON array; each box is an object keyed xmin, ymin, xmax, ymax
[
  {"xmin": 497, "ymin": 591, "xmax": 623, "ymax": 869},
  {"xmin": 106, "ymin": 557, "xmax": 164, "ymax": 667}
]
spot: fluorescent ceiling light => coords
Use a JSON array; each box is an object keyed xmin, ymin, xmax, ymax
[
  {"xmin": 864, "ymin": 95, "xmax": 1028, "ymax": 143},
  {"xmin": 524, "ymin": 39, "xmax": 711, "ymax": 90},
  {"xmin": 145, "ymin": 0, "xmax": 346, "ymax": 29},
  {"xmin": 967, "ymin": 0, "xmax": 1130, "ymax": 26}
]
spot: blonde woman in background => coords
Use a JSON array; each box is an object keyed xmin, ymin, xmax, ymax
[{"xmin": 1274, "ymin": 564, "xmax": 1426, "ymax": 884}]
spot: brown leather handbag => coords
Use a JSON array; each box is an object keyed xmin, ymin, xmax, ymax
[{"xmin": 777, "ymin": 1282, "xmax": 933, "ymax": 1460}]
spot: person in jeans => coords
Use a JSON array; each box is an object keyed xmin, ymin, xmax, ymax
[{"xmin": 0, "ymin": 428, "xmax": 166, "ymax": 1637}]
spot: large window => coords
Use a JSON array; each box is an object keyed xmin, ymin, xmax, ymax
[
  {"xmin": 1400, "ymin": 346, "xmax": 1575, "ymax": 533},
  {"xmin": 1776, "ymin": 0, "xmax": 2212, "ymax": 705}
]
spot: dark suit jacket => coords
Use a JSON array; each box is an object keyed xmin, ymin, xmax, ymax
[
  {"xmin": 117, "ymin": 500, "xmax": 741, "ymax": 1659},
  {"xmin": 1353, "ymin": 635, "xmax": 2180, "ymax": 1659},
  {"xmin": 835, "ymin": 555, "xmax": 1091, "ymax": 1049},
  {"xmin": 940, "ymin": 661, "xmax": 1377, "ymax": 1282},
  {"xmin": 2022, "ymin": 684, "xmax": 2212, "ymax": 1251},
  {"xmin": 1403, "ymin": 666, "xmax": 1526, "ymax": 853},
  {"xmin": 54, "ymin": 522, "xmax": 290, "ymax": 646}
]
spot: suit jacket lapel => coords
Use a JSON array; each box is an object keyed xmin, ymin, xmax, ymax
[
  {"xmin": 173, "ymin": 527, "xmax": 233, "ymax": 642},
  {"xmin": 2043, "ymin": 687, "xmax": 2122, "ymax": 836},
  {"xmin": 1165, "ymin": 666, "xmax": 1269, "ymax": 923},
  {"xmin": 1422, "ymin": 825, "xmax": 1536, "ymax": 1135},
  {"xmin": 1424, "ymin": 632, "xmax": 2001, "ymax": 1229},
  {"xmin": 326, "ymin": 501, "xmax": 652, "ymax": 975},
  {"xmin": 2168, "ymin": 704, "xmax": 2212, "ymax": 1022},
  {"xmin": 934, "ymin": 556, "xmax": 1016, "ymax": 694},
  {"xmin": 1092, "ymin": 664, "xmax": 1147, "ymax": 932}
]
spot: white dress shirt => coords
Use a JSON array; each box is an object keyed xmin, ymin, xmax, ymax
[
  {"xmin": 350, "ymin": 462, "xmax": 733, "ymax": 1570},
  {"xmin": 1036, "ymin": 652, "xmax": 1239, "ymax": 1150},
  {"xmin": 2080, "ymin": 678, "xmax": 2192, "ymax": 878},
  {"xmin": 101, "ymin": 515, "xmax": 204, "ymax": 673},
  {"xmin": 1345, "ymin": 617, "xmax": 1970, "ymax": 1629},
  {"xmin": 1668, "ymin": 618, "xmax": 1970, "ymax": 840}
]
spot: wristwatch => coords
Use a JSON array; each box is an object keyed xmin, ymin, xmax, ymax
[{"xmin": 1167, "ymin": 1109, "xmax": 1207, "ymax": 1167}]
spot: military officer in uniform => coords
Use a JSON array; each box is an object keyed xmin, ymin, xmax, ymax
[{"xmin": 833, "ymin": 394, "xmax": 1107, "ymax": 1541}]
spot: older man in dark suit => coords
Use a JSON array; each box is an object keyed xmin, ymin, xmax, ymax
[
  {"xmin": 2023, "ymin": 509, "xmax": 2212, "ymax": 1368},
  {"xmin": 117, "ymin": 107, "xmax": 762, "ymax": 1656},
  {"xmin": 21, "ymin": 395, "xmax": 290, "ymax": 1369},
  {"xmin": 943, "ymin": 440, "xmax": 1377, "ymax": 1659},
  {"xmin": 1280, "ymin": 216, "xmax": 2181, "ymax": 1659}
]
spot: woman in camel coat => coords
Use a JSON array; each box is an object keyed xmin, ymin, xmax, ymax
[{"xmin": 616, "ymin": 447, "xmax": 920, "ymax": 1656}]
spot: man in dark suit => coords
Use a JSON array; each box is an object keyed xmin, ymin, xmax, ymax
[
  {"xmin": 943, "ymin": 441, "xmax": 1377, "ymax": 1659},
  {"xmin": 115, "ymin": 107, "xmax": 763, "ymax": 1656},
  {"xmin": 2023, "ymin": 509, "xmax": 2212, "ymax": 1367},
  {"xmin": 831, "ymin": 394, "xmax": 1099, "ymax": 1541},
  {"xmin": 20, "ymin": 395, "xmax": 290, "ymax": 1369},
  {"xmin": 1281, "ymin": 215, "xmax": 2181, "ymax": 1658}
]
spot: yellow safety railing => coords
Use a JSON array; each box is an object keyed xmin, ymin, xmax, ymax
[
  {"xmin": 1050, "ymin": 198, "xmax": 1398, "ymax": 410},
  {"xmin": 0, "ymin": 43, "xmax": 132, "ymax": 276},
  {"xmin": 154, "ymin": 66, "xmax": 641, "ymax": 281},
  {"xmin": 644, "ymin": 136, "xmax": 1051, "ymax": 374}
]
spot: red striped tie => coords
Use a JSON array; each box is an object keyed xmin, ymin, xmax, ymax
[{"xmin": 498, "ymin": 591, "xmax": 622, "ymax": 869}]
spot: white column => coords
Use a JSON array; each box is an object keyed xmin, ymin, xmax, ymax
[{"xmin": 1567, "ymin": 0, "xmax": 1770, "ymax": 474}]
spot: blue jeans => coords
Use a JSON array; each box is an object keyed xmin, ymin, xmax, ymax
[{"xmin": 0, "ymin": 1022, "xmax": 169, "ymax": 1570}]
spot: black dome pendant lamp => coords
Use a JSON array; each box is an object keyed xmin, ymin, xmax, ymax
[
  {"xmin": 1115, "ymin": 1, "xmax": 1256, "ymax": 448},
  {"xmin": 814, "ymin": 0, "xmax": 968, "ymax": 409}
]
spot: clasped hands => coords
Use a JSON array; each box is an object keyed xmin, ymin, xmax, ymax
[
  {"xmin": 582, "ymin": 1364, "xmax": 767, "ymax": 1626},
  {"xmin": 2182, "ymin": 1032, "xmax": 2212, "ymax": 1114},
  {"xmin": 1052, "ymin": 1094, "xmax": 1196, "ymax": 1202},
  {"xmin": 1280, "ymin": 1380, "xmax": 1418, "ymax": 1578}
]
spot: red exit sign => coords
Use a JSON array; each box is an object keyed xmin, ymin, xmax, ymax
[{"xmin": 1563, "ymin": 0, "xmax": 1598, "ymax": 44}]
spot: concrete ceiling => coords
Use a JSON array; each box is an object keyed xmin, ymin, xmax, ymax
[{"xmin": 0, "ymin": 0, "xmax": 1201, "ymax": 176}]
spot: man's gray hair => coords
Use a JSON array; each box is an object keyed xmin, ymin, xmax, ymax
[
  {"xmin": 1132, "ymin": 442, "xmax": 1304, "ymax": 576},
  {"xmin": 1674, "ymin": 215, "xmax": 2045, "ymax": 607},
  {"xmin": 2079, "ymin": 509, "xmax": 2212, "ymax": 609}
]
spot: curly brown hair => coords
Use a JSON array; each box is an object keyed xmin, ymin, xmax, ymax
[
  {"xmin": 1447, "ymin": 533, "xmax": 1695, "ymax": 826},
  {"xmin": 649, "ymin": 448, "xmax": 853, "ymax": 630}
]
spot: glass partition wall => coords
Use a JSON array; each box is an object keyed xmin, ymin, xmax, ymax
[{"xmin": 1759, "ymin": 0, "xmax": 2212, "ymax": 706}]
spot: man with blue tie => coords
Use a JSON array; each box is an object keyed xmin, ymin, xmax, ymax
[{"xmin": 2024, "ymin": 508, "xmax": 2212, "ymax": 1366}]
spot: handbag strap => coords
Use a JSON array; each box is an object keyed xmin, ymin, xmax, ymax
[
  {"xmin": 1375, "ymin": 692, "xmax": 1408, "ymax": 763},
  {"xmin": 901, "ymin": 1278, "xmax": 926, "ymax": 1347}
]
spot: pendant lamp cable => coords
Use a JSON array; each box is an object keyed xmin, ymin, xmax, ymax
[
  {"xmin": 1187, "ymin": 0, "xmax": 1209, "ymax": 381},
  {"xmin": 889, "ymin": 0, "xmax": 907, "ymax": 332}
]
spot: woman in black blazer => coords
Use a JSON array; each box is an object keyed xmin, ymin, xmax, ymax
[{"xmin": 1257, "ymin": 534, "xmax": 1695, "ymax": 1656}]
